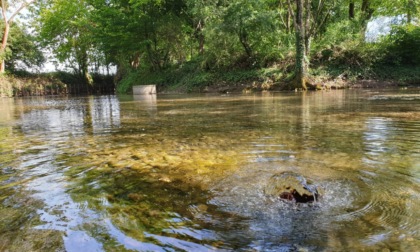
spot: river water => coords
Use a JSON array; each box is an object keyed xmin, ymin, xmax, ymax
[{"xmin": 0, "ymin": 89, "xmax": 419, "ymax": 251}]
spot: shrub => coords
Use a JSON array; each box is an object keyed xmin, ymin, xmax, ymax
[{"xmin": 380, "ymin": 24, "xmax": 420, "ymax": 65}]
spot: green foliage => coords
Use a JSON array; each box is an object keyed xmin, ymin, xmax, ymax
[
  {"xmin": 0, "ymin": 22, "xmax": 44, "ymax": 72},
  {"xmin": 312, "ymin": 40, "xmax": 383, "ymax": 81},
  {"xmin": 87, "ymin": 0, "xmax": 189, "ymax": 71},
  {"xmin": 310, "ymin": 22, "xmax": 420, "ymax": 83},
  {"xmin": 372, "ymin": 65, "xmax": 420, "ymax": 83},
  {"xmin": 198, "ymin": 0, "xmax": 284, "ymax": 69},
  {"xmin": 373, "ymin": 0, "xmax": 419, "ymax": 22},
  {"xmin": 35, "ymin": 0, "xmax": 101, "ymax": 82},
  {"xmin": 314, "ymin": 20, "xmax": 363, "ymax": 52},
  {"xmin": 5, "ymin": 23, "xmax": 45, "ymax": 71},
  {"xmin": 380, "ymin": 24, "xmax": 420, "ymax": 65}
]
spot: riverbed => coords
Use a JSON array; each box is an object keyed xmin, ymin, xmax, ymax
[{"xmin": 1, "ymin": 89, "xmax": 419, "ymax": 251}]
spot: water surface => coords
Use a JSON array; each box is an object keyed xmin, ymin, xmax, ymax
[{"xmin": 0, "ymin": 90, "xmax": 419, "ymax": 251}]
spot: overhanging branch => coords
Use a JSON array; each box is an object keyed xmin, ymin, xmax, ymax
[{"xmin": 3, "ymin": 0, "xmax": 36, "ymax": 24}]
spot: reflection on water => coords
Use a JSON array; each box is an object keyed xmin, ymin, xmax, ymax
[
  {"xmin": 0, "ymin": 99, "xmax": 14, "ymax": 123},
  {"xmin": 0, "ymin": 90, "xmax": 420, "ymax": 251}
]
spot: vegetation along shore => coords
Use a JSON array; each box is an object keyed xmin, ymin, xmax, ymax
[{"xmin": 1, "ymin": 1, "xmax": 419, "ymax": 97}]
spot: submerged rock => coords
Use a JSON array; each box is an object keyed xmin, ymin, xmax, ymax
[{"xmin": 264, "ymin": 171, "xmax": 319, "ymax": 203}]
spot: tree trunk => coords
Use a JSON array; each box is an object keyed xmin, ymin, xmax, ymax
[
  {"xmin": 130, "ymin": 52, "xmax": 140, "ymax": 69},
  {"xmin": 360, "ymin": 0, "xmax": 374, "ymax": 38},
  {"xmin": 82, "ymin": 64, "xmax": 93, "ymax": 93},
  {"xmin": 239, "ymin": 30, "xmax": 252, "ymax": 57},
  {"xmin": 286, "ymin": 7, "xmax": 291, "ymax": 33},
  {"xmin": 197, "ymin": 20, "xmax": 205, "ymax": 55},
  {"xmin": 77, "ymin": 49, "xmax": 93, "ymax": 93},
  {"xmin": 294, "ymin": 0, "xmax": 307, "ymax": 90},
  {"xmin": 349, "ymin": 2, "xmax": 355, "ymax": 19},
  {"xmin": 304, "ymin": 36, "xmax": 311, "ymax": 61},
  {"xmin": 198, "ymin": 33, "xmax": 205, "ymax": 55},
  {"xmin": 361, "ymin": 0, "xmax": 374, "ymax": 22},
  {"xmin": 0, "ymin": 22, "xmax": 10, "ymax": 73},
  {"xmin": 407, "ymin": 0, "xmax": 414, "ymax": 23},
  {"xmin": 304, "ymin": 0, "xmax": 311, "ymax": 64},
  {"xmin": 361, "ymin": 0, "xmax": 369, "ymax": 12}
]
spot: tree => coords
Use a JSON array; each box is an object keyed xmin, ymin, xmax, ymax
[
  {"xmin": 190, "ymin": 0, "xmax": 280, "ymax": 68},
  {"xmin": 360, "ymin": 0, "xmax": 374, "ymax": 30},
  {"xmin": 349, "ymin": 1, "xmax": 355, "ymax": 19},
  {"xmin": 292, "ymin": 0, "xmax": 307, "ymax": 89},
  {"xmin": 4, "ymin": 22, "xmax": 44, "ymax": 71},
  {"xmin": 1, "ymin": 0, "xmax": 35, "ymax": 72},
  {"xmin": 185, "ymin": 0, "xmax": 215, "ymax": 56},
  {"xmin": 222, "ymin": 0, "xmax": 277, "ymax": 59},
  {"xmin": 87, "ymin": 0, "xmax": 189, "ymax": 74},
  {"xmin": 287, "ymin": 0, "xmax": 338, "ymax": 89},
  {"xmin": 405, "ymin": 0, "xmax": 418, "ymax": 23},
  {"xmin": 36, "ymin": 0, "xmax": 96, "ymax": 87}
]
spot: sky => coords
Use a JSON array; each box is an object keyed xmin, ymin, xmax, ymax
[{"xmin": 365, "ymin": 16, "xmax": 406, "ymax": 42}]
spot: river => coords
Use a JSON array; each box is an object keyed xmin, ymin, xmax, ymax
[{"xmin": 0, "ymin": 89, "xmax": 419, "ymax": 251}]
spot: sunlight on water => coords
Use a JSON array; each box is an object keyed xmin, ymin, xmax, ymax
[{"xmin": 1, "ymin": 90, "xmax": 420, "ymax": 251}]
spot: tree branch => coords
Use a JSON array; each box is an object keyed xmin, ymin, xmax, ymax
[
  {"xmin": 305, "ymin": 0, "xmax": 311, "ymax": 35},
  {"xmin": 1, "ymin": 0, "xmax": 7, "ymax": 24},
  {"xmin": 278, "ymin": 1, "xmax": 287, "ymax": 29},
  {"xmin": 310, "ymin": 0, "xmax": 334, "ymax": 38},
  {"xmin": 7, "ymin": 0, "xmax": 36, "ymax": 24},
  {"xmin": 287, "ymin": 0, "xmax": 297, "ymax": 30}
]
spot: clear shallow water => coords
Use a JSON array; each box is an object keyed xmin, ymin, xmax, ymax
[{"xmin": 0, "ymin": 90, "xmax": 420, "ymax": 251}]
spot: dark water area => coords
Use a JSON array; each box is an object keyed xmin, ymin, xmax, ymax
[{"xmin": 0, "ymin": 89, "xmax": 419, "ymax": 251}]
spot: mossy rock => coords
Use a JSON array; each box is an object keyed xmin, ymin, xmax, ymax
[{"xmin": 264, "ymin": 171, "xmax": 319, "ymax": 203}]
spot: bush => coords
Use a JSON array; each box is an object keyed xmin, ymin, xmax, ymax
[{"xmin": 380, "ymin": 24, "xmax": 420, "ymax": 65}]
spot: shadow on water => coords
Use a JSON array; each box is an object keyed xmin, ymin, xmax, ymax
[{"xmin": 0, "ymin": 90, "xmax": 419, "ymax": 251}]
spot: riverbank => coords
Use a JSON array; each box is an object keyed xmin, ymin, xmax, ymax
[
  {"xmin": 125, "ymin": 64, "xmax": 420, "ymax": 94},
  {"xmin": 0, "ymin": 72, "xmax": 115, "ymax": 97},
  {"xmin": 115, "ymin": 31, "xmax": 420, "ymax": 94},
  {"xmin": 0, "ymin": 74, "xmax": 67, "ymax": 97},
  {"xmin": 2, "ymin": 65, "xmax": 419, "ymax": 97},
  {"xmin": 191, "ymin": 79, "xmax": 402, "ymax": 94}
]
